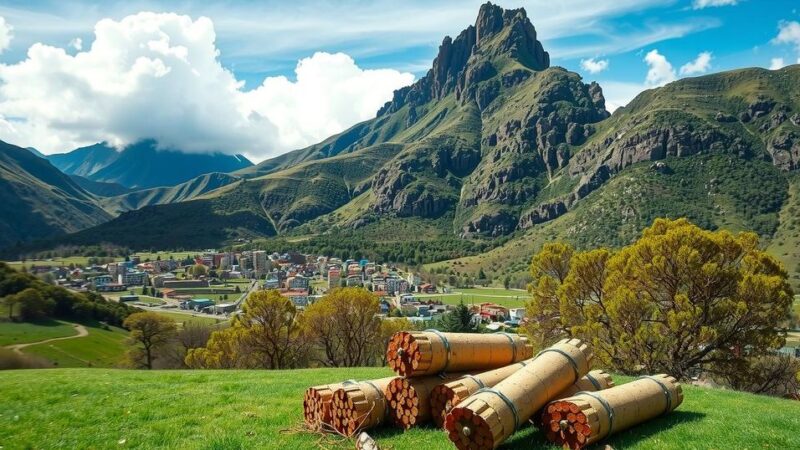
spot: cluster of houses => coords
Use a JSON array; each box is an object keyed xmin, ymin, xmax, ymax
[{"xmin": 25, "ymin": 250, "xmax": 530, "ymax": 330}]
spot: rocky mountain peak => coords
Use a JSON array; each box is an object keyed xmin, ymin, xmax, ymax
[{"xmin": 377, "ymin": 2, "xmax": 550, "ymax": 117}]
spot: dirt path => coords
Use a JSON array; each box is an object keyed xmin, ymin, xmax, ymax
[{"xmin": 4, "ymin": 323, "xmax": 89, "ymax": 354}]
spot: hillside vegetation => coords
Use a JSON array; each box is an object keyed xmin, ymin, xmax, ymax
[
  {"xmin": 1, "ymin": 368, "xmax": 798, "ymax": 449},
  {"xmin": 0, "ymin": 141, "xmax": 111, "ymax": 248}
]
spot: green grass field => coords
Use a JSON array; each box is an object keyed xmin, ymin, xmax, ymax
[
  {"xmin": 0, "ymin": 319, "xmax": 77, "ymax": 346},
  {"xmin": 0, "ymin": 368, "xmax": 798, "ymax": 449},
  {"xmin": 5, "ymin": 255, "xmax": 107, "ymax": 271},
  {"xmin": 153, "ymin": 311, "xmax": 228, "ymax": 327},
  {"xmin": 455, "ymin": 287, "xmax": 528, "ymax": 296},
  {"xmin": 415, "ymin": 288, "xmax": 529, "ymax": 308},
  {"xmin": 22, "ymin": 323, "xmax": 128, "ymax": 368},
  {"xmin": 418, "ymin": 294, "xmax": 527, "ymax": 308}
]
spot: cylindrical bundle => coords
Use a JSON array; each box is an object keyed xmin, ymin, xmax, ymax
[
  {"xmin": 330, "ymin": 376, "xmax": 398, "ymax": 436},
  {"xmin": 386, "ymin": 330, "xmax": 533, "ymax": 377},
  {"xmin": 303, "ymin": 381, "xmax": 354, "ymax": 429},
  {"xmin": 542, "ymin": 374, "xmax": 683, "ymax": 449},
  {"xmin": 444, "ymin": 339, "xmax": 593, "ymax": 450},
  {"xmin": 430, "ymin": 360, "xmax": 532, "ymax": 428},
  {"xmin": 431, "ymin": 367, "xmax": 612, "ymax": 429},
  {"xmin": 385, "ymin": 373, "xmax": 466, "ymax": 429},
  {"xmin": 532, "ymin": 370, "xmax": 615, "ymax": 429}
]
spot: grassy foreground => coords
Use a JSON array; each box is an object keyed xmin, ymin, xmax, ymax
[{"xmin": 1, "ymin": 368, "xmax": 799, "ymax": 449}]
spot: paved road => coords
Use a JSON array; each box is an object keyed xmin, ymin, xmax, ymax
[{"xmin": 4, "ymin": 323, "xmax": 88, "ymax": 354}]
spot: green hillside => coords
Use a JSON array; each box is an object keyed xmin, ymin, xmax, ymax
[
  {"xmin": 0, "ymin": 140, "xmax": 111, "ymax": 248},
  {"xmin": 1, "ymin": 368, "xmax": 798, "ymax": 449},
  {"xmin": 100, "ymin": 172, "xmax": 241, "ymax": 215}
]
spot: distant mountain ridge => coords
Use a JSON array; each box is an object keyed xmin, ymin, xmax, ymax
[
  {"xmin": 48, "ymin": 140, "xmax": 253, "ymax": 189},
  {"xmin": 0, "ymin": 140, "xmax": 112, "ymax": 248}
]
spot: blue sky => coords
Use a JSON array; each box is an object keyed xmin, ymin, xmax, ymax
[{"xmin": 0, "ymin": 0, "xmax": 798, "ymax": 160}]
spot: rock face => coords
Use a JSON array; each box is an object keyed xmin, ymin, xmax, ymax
[
  {"xmin": 358, "ymin": 6, "xmax": 800, "ymax": 238},
  {"xmin": 370, "ymin": 2, "xmax": 609, "ymax": 234},
  {"xmin": 377, "ymin": 3, "xmax": 549, "ymax": 118},
  {"xmin": 461, "ymin": 211, "xmax": 517, "ymax": 237},
  {"xmin": 518, "ymin": 201, "xmax": 567, "ymax": 229}
]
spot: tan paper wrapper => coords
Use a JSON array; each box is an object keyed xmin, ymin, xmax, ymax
[
  {"xmin": 444, "ymin": 338, "xmax": 593, "ymax": 449},
  {"xmin": 386, "ymin": 331, "xmax": 534, "ymax": 377},
  {"xmin": 542, "ymin": 374, "xmax": 683, "ymax": 449}
]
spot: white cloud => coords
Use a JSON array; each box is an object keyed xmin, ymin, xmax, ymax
[
  {"xmin": 773, "ymin": 21, "xmax": 800, "ymax": 50},
  {"xmin": 769, "ymin": 57, "xmax": 786, "ymax": 70},
  {"xmin": 580, "ymin": 57, "xmax": 609, "ymax": 74},
  {"xmin": 245, "ymin": 52, "xmax": 415, "ymax": 153},
  {"xmin": 0, "ymin": 16, "xmax": 12, "ymax": 53},
  {"xmin": 692, "ymin": 0, "xmax": 738, "ymax": 9},
  {"xmin": 0, "ymin": 1, "xmax": 708, "ymax": 71},
  {"xmin": 0, "ymin": 12, "xmax": 413, "ymax": 160},
  {"xmin": 69, "ymin": 37, "xmax": 82, "ymax": 51},
  {"xmin": 770, "ymin": 20, "xmax": 800, "ymax": 70},
  {"xmin": 679, "ymin": 51, "xmax": 712, "ymax": 75},
  {"xmin": 599, "ymin": 81, "xmax": 647, "ymax": 112},
  {"xmin": 644, "ymin": 49, "xmax": 676, "ymax": 87}
]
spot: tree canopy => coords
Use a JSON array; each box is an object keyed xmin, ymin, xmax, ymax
[{"xmin": 526, "ymin": 218, "xmax": 793, "ymax": 380}]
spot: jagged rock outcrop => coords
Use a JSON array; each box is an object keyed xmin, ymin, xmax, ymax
[
  {"xmin": 461, "ymin": 211, "xmax": 517, "ymax": 237},
  {"xmin": 459, "ymin": 69, "xmax": 609, "ymax": 216},
  {"xmin": 518, "ymin": 200, "xmax": 567, "ymax": 229},
  {"xmin": 377, "ymin": 2, "xmax": 549, "ymax": 118},
  {"xmin": 768, "ymin": 132, "xmax": 800, "ymax": 170},
  {"xmin": 569, "ymin": 122, "xmax": 750, "ymax": 201}
]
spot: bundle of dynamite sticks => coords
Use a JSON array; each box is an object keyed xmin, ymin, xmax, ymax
[{"xmin": 303, "ymin": 330, "xmax": 683, "ymax": 449}]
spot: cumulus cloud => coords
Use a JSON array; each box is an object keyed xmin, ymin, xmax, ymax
[
  {"xmin": 769, "ymin": 58, "xmax": 786, "ymax": 70},
  {"xmin": 679, "ymin": 51, "xmax": 712, "ymax": 75},
  {"xmin": 0, "ymin": 17, "xmax": 12, "ymax": 53},
  {"xmin": 0, "ymin": 12, "xmax": 413, "ymax": 160},
  {"xmin": 644, "ymin": 49, "xmax": 676, "ymax": 87},
  {"xmin": 773, "ymin": 21, "xmax": 800, "ymax": 50},
  {"xmin": 246, "ymin": 52, "xmax": 414, "ymax": 152},
  {"xmin": 580, "ymin": 57, "xmax": 609, "ymax": 74},
  {"xmin": 692, "ymin": 0, "xmax": 737, "ymax": 9},
  {"xmin": 69, "ymin": 37, "xmax": 82, "ymax": 51}
]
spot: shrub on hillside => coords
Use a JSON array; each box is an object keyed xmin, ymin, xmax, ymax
[
  {"xmin": 525, "ymin": 218, "xmax": 793, "ymax": 384},
  {"xmin": 713, "ymin": 354, "xmax": 800, "ymax": 398},
  {"xmin": 0, "ymin": 348, "xmax": 52, "ymax": 370}
]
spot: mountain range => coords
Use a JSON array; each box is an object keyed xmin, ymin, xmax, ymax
[
  {"xmin": 2, "ymin": 2, "xmax": 800, "ymax": 286},
  {"xmin": 47, "ymin": 140, "xmax": 252, "ymax": 189}
]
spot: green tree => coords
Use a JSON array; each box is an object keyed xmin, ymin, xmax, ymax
[
  {"xmin": 16, "ymin": 288, "xmax": 54, "ymax": 321},
  {"xmin": 436, "ymin": 301, "xmax": 478, "ymax": 333},
  {"xmin": 189, "ymin": 264, "xmax": 208, "ymax": 279},
  {"xmin": 123, "ymin": 312, "xmax": 177, "ymax": 369},
  {"xmin": 301, "ymin": 287, "xmax": 381, "ymax": 367},
  {"xmin": 3, "ymin": 295, "xmax": 19, "ymax": 320},
  {"xmin": 186, "ymin": 290, "xmax": 308, "ymax": 369},
  {"xmin": 526, "ymin": 218, "xmax": 793, "ymax": 380}
]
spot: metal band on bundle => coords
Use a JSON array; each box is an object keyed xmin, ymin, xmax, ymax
[
  {"xmin": 536, "ymin": 348, "xmax": 580, "ymax": 381},
  {"xmin": 497, "ymin": 332, "xmax": 518, "ymax": 362},
  {"xmin": 584, "ymin": 372, "xmax": 601, "ymax": 391},
  {"xmin": 639, "ymin": 376, "xmax": 672, "ymax": 414},
  {"xmin": 577, "ymin": 390, "xmax": 615, "ymax": 435},
  {"xmin": 425, "ymin": 328, "xmax": 452, "ymax": 371},
  {"xmin": 462, "ymin": 374, "xmax": 486, "ymax": 389},
  {"xmin": 477, "ymin": 387, "xmax": 520, "ymax": 431}
]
